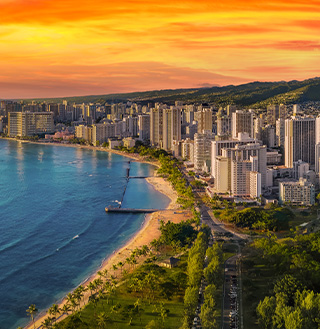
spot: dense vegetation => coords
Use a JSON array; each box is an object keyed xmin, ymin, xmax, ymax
[
  {"xmin": 214, "ymin": 206, "xmax": 292, "ymax": 232},
  {"xmin": 242, "ymin": 232, "xmax": 320, "ymax": 328},
  {"xmin": 21, "ymin": 77, "xmax": 320, "ymax": 107}
]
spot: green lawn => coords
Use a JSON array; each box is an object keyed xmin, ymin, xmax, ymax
[{"xmin": 55, "ymin": 260, "xmax": 187, "ymax": 329}]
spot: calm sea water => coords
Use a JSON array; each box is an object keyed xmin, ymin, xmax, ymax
[{"xmin": 0, "ymin": 140, "xmax": 170, "ymax": 329}]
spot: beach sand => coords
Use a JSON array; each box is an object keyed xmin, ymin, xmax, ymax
[{"xmin": 25, "ymin": 173, "xmax": 192, "ymax": 329}]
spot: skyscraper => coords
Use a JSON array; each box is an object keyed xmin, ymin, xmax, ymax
[
  {"xmin": 163, "ymin": 108, "xmax": 181, "ymax": 151},
  {"xmin": 232, "ymin": 110, "xmax": 253, "ymax": 139},
  {"xmin": 285, "ymin": 116, "xmax": 315, "ymax": 168}
]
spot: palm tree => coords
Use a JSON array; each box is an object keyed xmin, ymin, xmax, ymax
[
  {"xmin": 41, "ymin": 317, "xmax": 53, "ymax": 329},
  {"xmin": 134, "ymin": 298, "xmax": 142, "ymax": 324},
  {"xmin": 102, "ymin": 268, "xmax": 108, "ymax": 278},
  {"xmin": 26, "ymin": 304, "xmax": 38, "ymax": 329},
  {"xmin": 112, "ymin": 264, "xmax": 118, "ymax": 276},
  {"xmin": 126, "ymin": 257, "xmax": 132, "ymax": 270},
  {"xmin": 89, "ymin": 295, "xmax": 98, "ymax": 317},
  {"xmin": 75, "ymin": 285, "xmax": 86, "ymax": 307},
  {"xmin": 88, "ymin": 281, "xmax": 96, "ymax": 296},
  {"xmin": 61, "ymin": 303, "xmax": 71, "ymax": 316},
  {"xmin": 97, "ymin": 312, "xmax": 109, "ymax": 329},
  {"xmin": 141, "ymin": 244, "xmax": 150, "ymax": 256},
  {"xmin": 70, "ymin": 298, "xmax": 79, "ymax": 314},
  {"xmin": 48, "ymin": 304, "xmax": 60, "ymax": 323},
  {"xmin": 97, "ymin": 270, "xmax": 105, "ymax": 283},
  {"xmin": 117, "ymin": 261, "xmax": 124, "ymax": 275}
]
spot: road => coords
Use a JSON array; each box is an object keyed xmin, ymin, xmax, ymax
[
  {"xmin": 199, "ymin": 204, "xmax": 246, "ymax": 329},
  {"xmin": 200, "ymin": 204, "xmax": 247, "ymax": 241},
  {"xmin": 222, "ymin": 254, "xmax": 240, "ymax": 329}
]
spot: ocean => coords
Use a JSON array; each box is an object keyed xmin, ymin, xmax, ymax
[{"xmin": 0, "ymin": 139, "xmax": 170, "ymax": 329}]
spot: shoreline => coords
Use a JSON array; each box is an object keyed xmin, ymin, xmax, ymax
[
  {"xmin": 0, "ymin": 137, "xmax": 160, "ymax": 167},
  {"xmin": 22, "ymin": 144, "xmax": 180, "ymax": 329}
]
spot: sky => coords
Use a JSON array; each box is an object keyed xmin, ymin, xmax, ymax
[{"xmin": 0, "ymin": 0, "xmax": 320, "ymax": 98}]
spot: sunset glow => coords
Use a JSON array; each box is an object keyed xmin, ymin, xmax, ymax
[{"xmin": 1, "ymin": 0, "xmax": 320, "ymax": 98}]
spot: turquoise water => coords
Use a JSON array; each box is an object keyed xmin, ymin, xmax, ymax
[{"xmin": 0, "ymin": 140, "xmax": 170, "ymax": 329}]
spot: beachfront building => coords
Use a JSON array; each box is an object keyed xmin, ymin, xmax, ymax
[
  {"xmin": 138, "ymin": 114, "xmax": 150, "ymax": 141},
  {"xmin": 8, "ymin": 112, "xmax": 54, "ymax": 137},
  {"xmin": 150, "ymin": 106, "xmax": 164, "ymax": 147},
  {"xmin": 279, "ymin": 178, "xmax": 315, "ymax": 205},
  {"xmin": 75, "ymin": 125, "xmax": 93, "ymax": 143},
  {"xmin": 91, "ymin": 122, "xmax": 116, "ymax": 145}
]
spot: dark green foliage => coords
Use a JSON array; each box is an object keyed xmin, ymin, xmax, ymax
[
  {"xmin": 223, "ymin": 207, "xmax": 292, "ymax": 231},
  {"xmin": 159, "ymin": 220, "xmax": 197, "ymax": 248},
  {"xmin": 248, "ymin": 232, "xmax": 320, "ymax": 328}
]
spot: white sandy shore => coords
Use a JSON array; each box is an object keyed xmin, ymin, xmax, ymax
[{"xmin": 23, "ymin": 144, "xmax": 189, "ymax": 329}]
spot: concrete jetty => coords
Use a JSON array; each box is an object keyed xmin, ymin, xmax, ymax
[{"xmin": 105, "ymin": 207, "xmax": 159, "ymax": 213}]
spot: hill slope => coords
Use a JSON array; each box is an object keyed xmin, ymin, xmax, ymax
[{"xmin": 20, "ymin": 77, "xmax": 320, "ymax": 107}]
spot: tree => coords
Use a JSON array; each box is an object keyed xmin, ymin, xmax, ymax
[
  {"xmin": 118, "ymin": 261, "xmax": 124, "ymax": 275},
  {"xmin": 41, "ymin": 317, "xmax": 53, "ymax": 329},
  {"xmin": 26, "ymin": 304, "xmax": 38, "ymax": 329},
  {"xmin": 48, "ymin": 304, "xmax": 60, "ymax": 324},
  {"xmin": 257, "ymin": 296, "xmax": 276, "ymax": 329},
  {"xmin": 61, "ymin": 303, "xmax": 71, "ymax": 316},
  {"xmin": 97, "ymin": 312, "xmax": 110, "ymax": 329}
]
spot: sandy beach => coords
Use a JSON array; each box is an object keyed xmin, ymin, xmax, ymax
[{"xmin": 25, "ymin": 166, "xmax": 191, "ymax": 329}]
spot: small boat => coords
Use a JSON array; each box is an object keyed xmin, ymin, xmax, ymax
[{"xmin": 72, "ymin": 235, "xmax": 79, "ymax": 240}]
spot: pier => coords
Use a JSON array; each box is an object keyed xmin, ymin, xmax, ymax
[{"xmin": 105, "ymin": 207, "xmax": 159, "ymax": 213}]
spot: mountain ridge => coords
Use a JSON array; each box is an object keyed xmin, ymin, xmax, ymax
[{"xmin": 6, "ymin": 77, "xmax": 320, "ymax": 107}]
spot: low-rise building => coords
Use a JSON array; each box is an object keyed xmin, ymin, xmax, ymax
[{"xmin": 279, "ymin": 178, "xmax": 315, "ymax": 205}]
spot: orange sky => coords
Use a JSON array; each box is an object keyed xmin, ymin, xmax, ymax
[{"xmin": 0, "ymin": 0, "xmax": 320, "ymax": 98}]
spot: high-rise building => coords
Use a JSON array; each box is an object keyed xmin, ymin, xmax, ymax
[
  {"xmin": 267, "ymin": 105, "xmax": 279, "ymax": 125},
  {"xmin": 293, "ymin": 160, "xmax": 309, "ymax": 180},
  {"xmin": 75, "ymin": 125, "xmax": 93, "ymax": 143},
  {"xmin": 92, "ymin": 123, "xmax": 116, "ymax": 145},
  {"xmin": 276, "ymin": 119, "xmax": 285, "ymax": 147},
  {"xmin": 285, "ymin": 116, "xmax": 315, "ymax": 168},
  {"xmin": 215, "ymin": 156, "xmax": 231, "ymax": 193},
  {"xmin": 150, "ymin": 108, "xmax": 163, "ymax": 147},
  {"xmin": 163, "ymin": 108, "xmax": 181, "ymax": 151},
  {"xmin": 138, "ymin": 115, "xmax": 150, "ymax": 141},
  {"xmin": 194, "ymin": 132, "xmax": 214, "ymax": 172},
  {"xmin": 150, "ymin": 107, "xmax": 181, "ymax": 151},
  {"xmin": 181, "ymin": 138, "xmax": 194, "ymax": 162},
  {"xmin": 232, "ymin": 110, "xmax": 253, "ymax": 139},
  {"xmin": 253, "ymin": 118, "xmax": 263, "ymax": 140},
  {"xmin": 261, "ymin": 125, "xmax": 276, "ymax": 148},
  {"xmin": 231, "ymin": 160, "xmax": 252, "ymax": 196},
  {"xmin": 222, "ymin": 143, "xmax": 267, "ymax": 188},
  {"xmin": 211, "ymin": 133, "xmax": 258, "ymax": 179},
  {"xmin": 217, "ymin": 113, "xmax": 231, "ymax": 138},
  {"xmin": 123, "ymin": 116, "xmax": 138, "ymax": 137},
  {"xmin": 194, "ymin": 108, "xmax": 212, "ymax": 133},
  {"xmin": 8, "ymin": 112, "xmax": 54, "ymax": 137}
]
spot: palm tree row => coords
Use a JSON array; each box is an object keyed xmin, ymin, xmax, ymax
[{"xmin": 23, "ymin": 244, "xmax": 153, "ymax": 329}]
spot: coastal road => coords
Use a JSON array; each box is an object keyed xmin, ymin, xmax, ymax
[{"xmin": 200, "ymin": 204, "xmax": 247, "ymax": 241}]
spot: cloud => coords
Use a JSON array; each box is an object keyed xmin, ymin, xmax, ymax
[{"xmin": 0, "ymin": 62, "xmax": 249, "ymax": 99}]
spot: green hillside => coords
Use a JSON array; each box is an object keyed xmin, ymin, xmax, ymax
[{"xmin": 19, "ymin": 77, "xmax": 320, "ymax": 107}]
